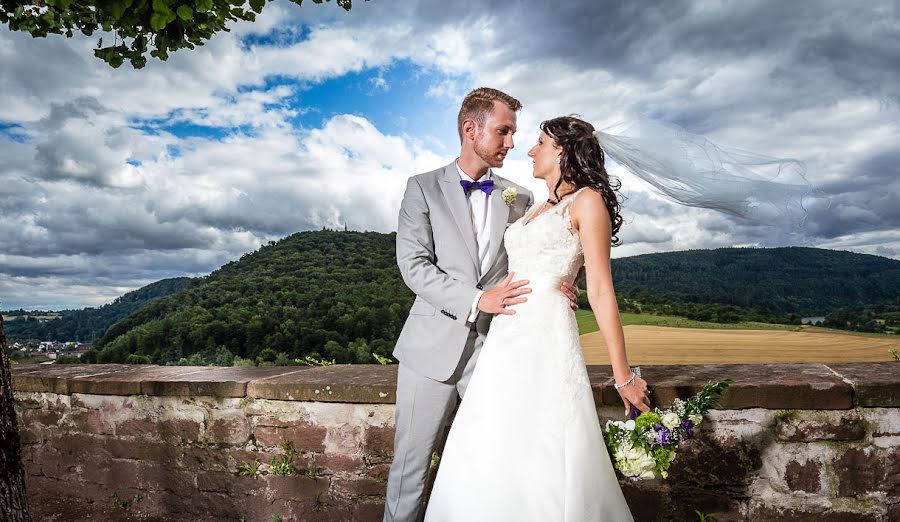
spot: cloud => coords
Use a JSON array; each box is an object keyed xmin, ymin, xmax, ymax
[{"xmin": 1, "ymin": 0, "xmax": 898, "ymax": 309}]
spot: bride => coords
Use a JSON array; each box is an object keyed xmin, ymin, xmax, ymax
[{"xmin": 424, "ymin": 116, "xmax": 650, "ymax": 521}]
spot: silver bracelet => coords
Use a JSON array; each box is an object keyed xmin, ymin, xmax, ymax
[{"xmin": 614, "ymin": 372, "xmax": 636, "ymax": 390}]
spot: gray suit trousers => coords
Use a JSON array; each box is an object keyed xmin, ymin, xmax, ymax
[{"xmin": 383, "ymin": 329, "xmax": 483, "ymax": 522}]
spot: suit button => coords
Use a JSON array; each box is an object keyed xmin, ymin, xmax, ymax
[{"xmin": 476, "ymin": 284, "xmax": 483, "ymax": 290}]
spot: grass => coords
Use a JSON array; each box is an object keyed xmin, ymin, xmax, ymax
[
  {"xmin": 9, "ymin": 355, "xmax": 51, "ymax": 364},
  {"xmin": 577, "ymin": 310, "xmax": 802, "ymax": 335}
]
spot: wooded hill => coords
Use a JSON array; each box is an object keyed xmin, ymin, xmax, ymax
[
  {"xmin": 10, "ymin": 231, "xmax": 897, "ymax": 365},
  {"xmin": 611, "ymin": 247, "xmax": 900, "ymax": 319},
  {"xmin": 2, "ymin": 277, "xmax": 195, "ymax": 343}
]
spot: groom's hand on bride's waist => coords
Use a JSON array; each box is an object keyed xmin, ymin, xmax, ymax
[
  {"xmin": 477, "ymin": 272, "xmax": 531, "ymax": 315},
  {"xmin": 559, "ymin": 281, "xmax": 580, "ymax": 311}
]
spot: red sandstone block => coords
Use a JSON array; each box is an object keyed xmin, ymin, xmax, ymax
[
  {"xmin": 196, "ymin": 470, "xmax": 236, "ymax": 493},
  {"xmin": 748, "ymin": 502, "xmax": 879, "ymax": 521},
  {"xmin": 352, "ymin": 499, "xmax": 387, "ymax": 522},
  {"xmin": 264, "ymin": 474, "xmax": 330, "ymax": 501},
  {"xmin": 775, "ymin": 413, "xmax": 867, "ymax": 442},
  {"xmin": 332, "ymin": 476, "xmax": 388, "ymax": 498},
  {"xmin": 206, "ymin": 411, "xmax": 252, "ymax": 444},
  {"xmin": 785, "ymin": 459, "xmax": 821, "ymax": 493},
  {"xmin": 366, "ymin": 463, "xmax": 391, "ymax": 483},
  {"xmin": 19, "ymin": 407, "xmax": 64, "ymax": 427},
  {"xmin": 316, "ymin": 453, "xmax": 366, "ymax": 474},
  {"xmin": 835, "ymin": 446, "xmax": 900, "ymax": 497},
  {"xmin": 255, "ymin": 421, "xmax": 327, "ymax": 452},
  {"xmin": 363, "ymin": 425, "xmax": 395, "ymax": 455},
  {"xmin": 299, "ymin": 500, "xmax": 355, "ymax": 522},
  {"xmin": 664, "ymin": 431, "xmax": 762, "ymax": 487},
  {"xmin": 116, "ymin": 417, "xmax": 202, "ymax": 442}
]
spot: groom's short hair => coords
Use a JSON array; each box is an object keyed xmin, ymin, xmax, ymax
[{"xmin": 457, "ymin": 87, "xmax": 522, "ymax": 143}]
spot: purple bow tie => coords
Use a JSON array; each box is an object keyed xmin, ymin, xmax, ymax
[{"xmin": 460, "ymin": 179, "xmax": 494, "ymax": 195}]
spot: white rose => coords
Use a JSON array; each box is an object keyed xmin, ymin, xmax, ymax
[
  {"xmin": 662, "ymin": 412, "xmax": 681, "ymax": 430},
  {"xmin": 624, "ymin": 419, "xmax": 636, "ymax": 431}
]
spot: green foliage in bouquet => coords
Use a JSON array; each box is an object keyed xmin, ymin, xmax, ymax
[{"xmin": 603, "ymin": 379, "xmax": 732, "ymax": 480}]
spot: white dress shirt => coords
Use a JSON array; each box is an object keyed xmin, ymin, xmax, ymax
[{"xmin": 457, "ymin": 161, "xmax": 491, "ymax": 322}]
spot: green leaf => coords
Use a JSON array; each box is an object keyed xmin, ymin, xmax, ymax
[
  {"xmin": 152, "ymin": 0, "xmax": 172, "ymax": 14},
  {"xmin": 249, "ymin": 0, "xmax": 265, "ymax": 14},
  {"xmin": 110, "ymin": 1, "xmax": 126, "ymax": 19},
  {"xmin": 150, "ymin": 12, "xmax": 168, "ymax": 30},
  {"xmin": 195, "ymin": 0, "xmax": 213, "ymax": 12},
  {"xmin": 176, "ymin": 5, "xmax": 194, "ymax": 19}
]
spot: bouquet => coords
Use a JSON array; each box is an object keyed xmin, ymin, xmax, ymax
[{"xmin": 602, "ymin": 379, "xmax": 732, "ymax": 480}]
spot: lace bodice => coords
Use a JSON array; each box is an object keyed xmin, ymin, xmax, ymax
[{"xmin": 503, "ymin": 189, "xmax": 585, "ymax": 292}]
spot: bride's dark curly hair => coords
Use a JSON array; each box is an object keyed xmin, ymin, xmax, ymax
[{"xmin": 541, "ymin": 116, "xmax": 624, "ymax": 246}]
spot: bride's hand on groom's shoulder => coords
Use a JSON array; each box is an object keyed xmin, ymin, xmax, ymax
[
  {"xmin": 478, "ymin": 272, "xmax": 532, "ymax": 315},
  {"xmin": 618, "ymin": 376, "xmax": 651, "ymax": 417}
]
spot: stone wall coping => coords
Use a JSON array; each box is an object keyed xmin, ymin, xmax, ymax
[{"xmin": 11, "ymin": 362, "xmax": 898, "ymax": 408}]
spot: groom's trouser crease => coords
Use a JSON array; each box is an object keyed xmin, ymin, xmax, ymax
[{"xmin": 384, "ymin": 331, "xmax": 481, "ymax": 522}]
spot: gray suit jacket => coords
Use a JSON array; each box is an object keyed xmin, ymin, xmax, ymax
[{"xmin": 394, "ymin": 161, "xmax": 534, "ymax": 382}]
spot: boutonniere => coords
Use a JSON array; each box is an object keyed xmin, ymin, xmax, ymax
[{"xmin": 501, "ymin": 187, "xmax": 517, "ymax": 207}]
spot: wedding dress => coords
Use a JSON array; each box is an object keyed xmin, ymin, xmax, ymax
[{"xmin": 424, "ymin": 189, "xmax": 634, "ymax": 521}]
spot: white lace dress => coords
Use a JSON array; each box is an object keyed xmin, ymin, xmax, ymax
[{"xmin": 425, "ymin": 190, "xmax": 634, "ymax": 521}]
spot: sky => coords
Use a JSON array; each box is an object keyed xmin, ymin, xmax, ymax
[{"xmin": 1, "ymin": 0, "xmax": 898, "ymax": 310}]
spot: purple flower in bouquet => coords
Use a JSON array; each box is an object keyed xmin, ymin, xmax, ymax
[
  {"xmin": 602, "ymin": 379, "xmax": 732, "ymax": 481},
  {"xmin": 658, "ymin": 428, "xmax": 672, "ymax": 445}
]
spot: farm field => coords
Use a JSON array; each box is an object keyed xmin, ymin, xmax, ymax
[{"xmin": 580, "ymin": 323, "xmax": 898, "ymax": 365}]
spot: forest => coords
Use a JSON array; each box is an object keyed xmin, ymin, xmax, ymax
[
  {"xmin": 3, "ymin": 277, "xmax": 195, "ymax": 343},
  {"xmin": 7, "ymin": 233, "xmax": 899, "ymax": 366}
]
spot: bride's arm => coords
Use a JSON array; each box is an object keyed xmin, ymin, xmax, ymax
[{"xmin": 572, "ymin": 189, "xmax": 651, "ymax": 415}]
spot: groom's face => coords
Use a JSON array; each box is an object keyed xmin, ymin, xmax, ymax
[{"xmin": 474, "ymin": 101, "xmax": 517, "ymax": 168}]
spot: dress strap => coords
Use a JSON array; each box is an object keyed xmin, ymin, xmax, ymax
[{"xmin": 556, "ymin": 187, "xmax": 591, "ymax": 209}]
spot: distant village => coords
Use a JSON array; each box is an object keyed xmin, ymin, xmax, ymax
[{"xmin": 8, "ymin": 340, "xmax": 93, "ymax": 364}]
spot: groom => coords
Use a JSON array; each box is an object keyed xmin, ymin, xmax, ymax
[{"xmin": 385, "ymin": 87, "xmax": 579, "ymax": 521}]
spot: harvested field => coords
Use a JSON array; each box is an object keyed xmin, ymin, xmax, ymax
[{"xmin": 581, "ymin": 325, "xmax": 899, "ymax": 365}]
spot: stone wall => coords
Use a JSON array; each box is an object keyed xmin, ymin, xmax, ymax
[{"xmin": 11, "ymin": 362, "xmax": 899, "ymax": 521}]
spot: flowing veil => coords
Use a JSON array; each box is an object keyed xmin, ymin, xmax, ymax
[{"xmin": 595, "ymin": 118, "xmax": 820, "ymax": 228}]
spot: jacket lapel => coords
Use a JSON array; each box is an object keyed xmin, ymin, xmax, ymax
[
  {"xmin": 484, "ymin": 174, "xmax": 512, "ymax": 276},
  {"xmin": 438, "ymin": 163, "xmax": 480, "ymax": 270}
]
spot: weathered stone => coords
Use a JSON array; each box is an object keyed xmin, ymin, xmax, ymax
[
  {"xmin": 594, "ymin": 363, "xmax": 854, "ymax": 410},
  {"xmin": 332, "ymin": 476, "xmax": 387, "ymax": 498},
  {"xmin": 785, "ymin": 459, "xmax": 821, "ymax": 493},
  {"xmin": 366, "ymin": 463, "xmax": 391, "ymax": 483},
  {"xmin": 619, "ymin": 481, "xmax": 669, "ymax": 522},
  {"xmin": 264, "ymin": 474, "xmax": 329, "ymax": 500},
  {"xmin": 140, "ymin": 366, "xmax": 299, "ymax": 397},
  {"xmin": 196, "ymin": 470, "xmax": 237, "ymax": 493},
  {"xmin": 248, "ymin": 364, "xmax": 398, "ymax": 403},
  {"xmin": 316, "ymin": 453, "xmax": 366, "ymax": 474},
  {"xmin": 327, "ymin": 423, "xmax": 363, "ymax": 454},
  {"xmin": 18, "ymin": 406, "xmax": 63, "ymax": 427},
  {"xmin": 666, "ymin": 431, "xmax": 762, "ymax": 487},
  {"xmin": 11, "ymin": 363, "xmax": 900, "ymax": 521},
  {"xmin": 255, "ymin": 420, "xmax": 327, "ymax": 452},
  {"xmin": 363, "ymin": 424, "xmax": 395, "ymax": 455},
  {"xmin": 669, "ymin": 486, "xmax": 744, "ymax": 521},
  {"xmin": 829, "ymin": 362, "xmax": 900, "ymax": 407},
  {"xmin": 116, "ymin": 416, "xmax": 202, "ymax": 442},
  {"xmin": 351, "ymin": 499, "xmax": 387, "ymax": 522},
  {"xmin": 888, "ymin": 502, "xmax": 900, "ymax": 522},
  {"xmin": 748, "ymin": 502, "xmax": 879, "ymax": 521},
  {"xmin": 776, "ymin": 412, "xmax": 867, "ymax": 442},
  {"xmin": 205, "ymin": 410, "xmax": 251, "ymax": 444},
  {"xmin": 835, "ymin": 446, "xmax": 900, "ymax": 497}
]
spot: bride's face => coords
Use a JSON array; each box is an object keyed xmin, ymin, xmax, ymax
[{"xmin": 528, "ymin": 131, "xmax": 562, "ymax": 181}]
